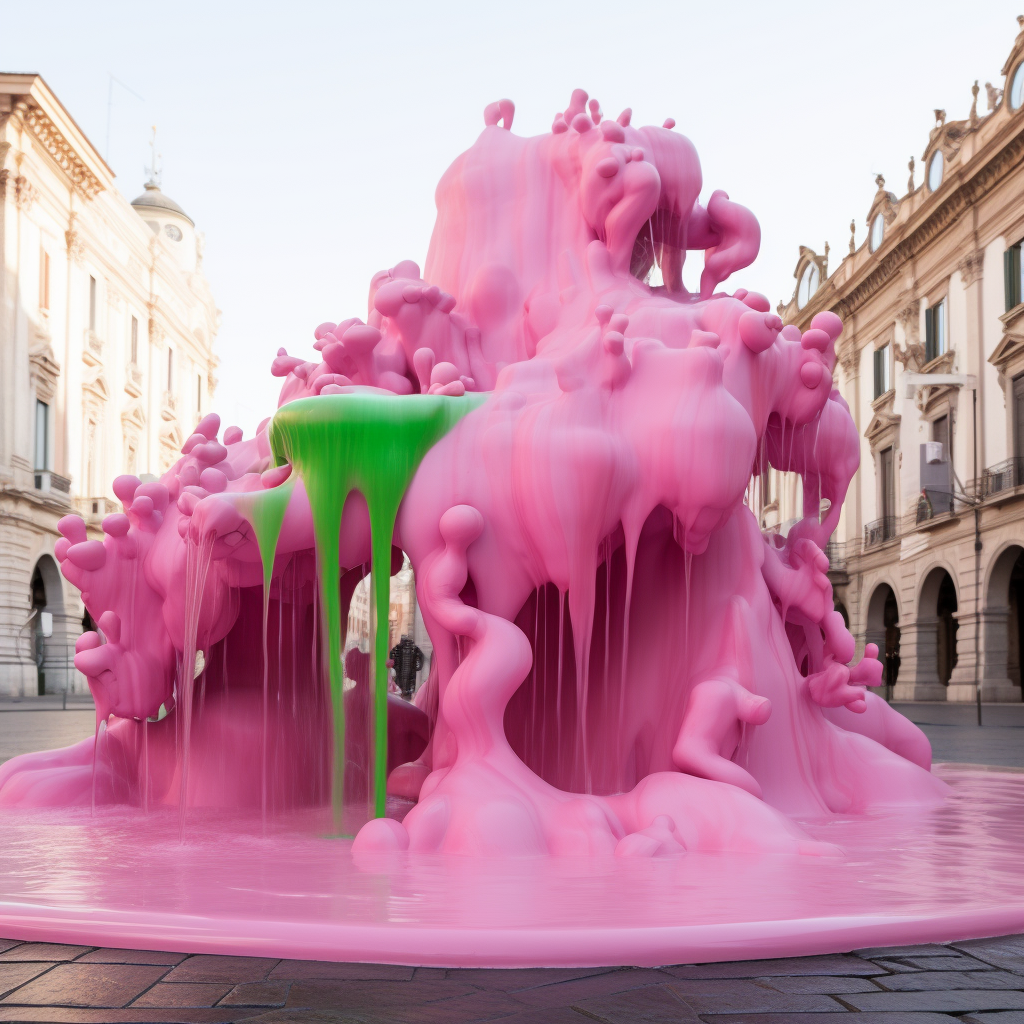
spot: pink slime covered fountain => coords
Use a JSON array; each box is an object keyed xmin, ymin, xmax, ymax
[{"xmin": 0, "ymin": 92, "xmax": 1021, "ymax": 967}]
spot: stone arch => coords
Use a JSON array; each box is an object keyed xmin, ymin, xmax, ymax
[
  {"xmin": 980, "ymin": 542, "xmax": 1024, "ymax": 702},
  {"xmin": 918, "ymin": 564, "xmax": 959, "ymax": 688},
  {"xmin": 865, "ymin": 580, "xmax": 900, "ymax": 694},
  {"xmin": 28, "ymin": 554, "xmax": 73, "ymax": 695}
]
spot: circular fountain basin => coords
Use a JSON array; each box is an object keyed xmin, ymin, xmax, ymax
[{"xmin": 0, "ymin": 765, "xmax": 1021, "ymax": 968}]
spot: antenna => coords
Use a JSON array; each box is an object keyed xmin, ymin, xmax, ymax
[{"xmin": 105, "ymin": 74, "xmax": 145, "ymax": 163}]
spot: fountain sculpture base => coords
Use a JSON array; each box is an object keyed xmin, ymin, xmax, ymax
[{"xmin": 1, "ymin": 766, "xmax": 1020, "ymax": 968}]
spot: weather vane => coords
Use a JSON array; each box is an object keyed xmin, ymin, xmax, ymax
[{"xmin": 145, "ymin": 125, "xmax": 162, "ymax": 188}]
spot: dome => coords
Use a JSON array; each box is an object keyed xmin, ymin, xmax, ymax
[{"xmin": 130, "ymin": 180, "xmax": 194, "ymax": 226}]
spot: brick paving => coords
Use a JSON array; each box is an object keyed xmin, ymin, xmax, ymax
[{"xmin": 0, "ymin": 934, "xmax": 1019, "ymax": 1022}]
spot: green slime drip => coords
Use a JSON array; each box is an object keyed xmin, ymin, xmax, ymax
[{"xmin": 252, "ymin": 392, "xmax": 485, "ymax": 827}]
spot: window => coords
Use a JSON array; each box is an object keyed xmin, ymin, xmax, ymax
[
  {"xmin": 130, "ymin": 316, "xmax": 139, "ymax": 364},
  {"xmin": 880, "ymin": 446, "xmax": 895, "ymax": 521},
  {"xmin": 797, "ymin": 263, "xmax": 820, "ymax": 310},
  {"xmin": 88, "ymin": 275, "xmax": 98, "ymax": 332},
  {"xmin": 167, "ymin": 347, "xmax": 174, "ymax": 391},
  {"xmin": 927, "ymin": 151, "xmax": 943, "ymax": 192},
  {"xmin": 164, "ymin": 224, "xmax": 183, "ymax": 242},
  {"xmin": 1014, "ymin": 374, "xmax": 1024, "ymax": 459},
  {"xmin": 925, "ymin": 299, "xmax": 947, "ymax": 364},
  {"xmin": 933, "ymin": 414, "xmax": 949, "ymax": 455},
  {"xmin": 196, "ymin": 373, "xmax": 202, "ymax": 414},
  {"xmin": 1005, "ymin": 242, "xmax": 1023, "ymax": 311},
  {"xmin": 39, "ymin": 249, "xmax": 50, "ymax": 311},
  {"xmin": 873, "ymin": 342, "xmax": 891, "ymax": 400},
  {"xmin": 1012, "ymin": 63, "xmax": 1024, "ymax": 110},
  {"xmin": 34, "ymin": 400, "xmax": 50, "ymax": 471},
  {"xmin": 869, "ymin": 213, "xmax": 885, "ymax": 252}
]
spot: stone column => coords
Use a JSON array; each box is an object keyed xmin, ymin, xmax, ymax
[
  {"xmin": 0, "ymin": 516, "xmax": 38, "ymax": 696},
  {"xmin": 894, "ymin": 616, "xmax": 947, "ymax": 700},
  {"xmin": 976, "ymin": 605, "xmax": 1024, "ymax": 702},
  {"xmin": 948, "ymin": 608, "xmax": 979, "ymax": 702}
]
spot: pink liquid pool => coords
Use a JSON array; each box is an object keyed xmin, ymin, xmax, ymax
[{"xmin": 1, "ymin": 765, "xmax": 1021, "ymax": 967}]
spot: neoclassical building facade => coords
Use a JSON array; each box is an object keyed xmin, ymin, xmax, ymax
[
  {"xmin": 0, "ymin": 74, "xmax": 219, "ymax": 696},
  {"xmin": 778, "ymin": 17, "xmax": 1024, "ymax": 703}
]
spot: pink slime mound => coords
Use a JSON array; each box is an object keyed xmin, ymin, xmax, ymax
[{"xmin": 1, "ymin": 92, "xmax": 944, "ymax": 871}]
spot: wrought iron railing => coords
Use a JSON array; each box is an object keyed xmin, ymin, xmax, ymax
[
  {"xmin": 976, "ymin": 457, "xmax": 1024, "ymax": 499},
  {"xmin": 863, "ymin": 516, "xmax": 898, "ymax": 549}
]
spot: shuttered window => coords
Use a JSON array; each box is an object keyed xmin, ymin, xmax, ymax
[
  {"xmin": 925, "ymin": 299, "xmax": 947, "ymax": 364},
  {"xmin": 1005, "ymin": 243, "xmax": 1023, "ymax": 312},
  {"xmin": 873, "ymin": 343, "xmax": 891, "ymax": 400}
]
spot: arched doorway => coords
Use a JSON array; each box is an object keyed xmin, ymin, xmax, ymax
[
  {"xmin": 866, "ymin": 583, "xmax": 900, "ymax": 697},
  {"xmin": 28, "ymin": 556, "xmax": 67, "ymax": 696},
  {"xmin": 919, "ymin": 567, "xmax": 959, "ymax": 691},
  {"xmin": 984, "ymin": 544, "xmax": 1024, "ymax": 702}
]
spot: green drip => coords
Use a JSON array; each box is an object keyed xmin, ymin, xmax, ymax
[{"xmin": 269, "ymin": 392, "xmax": 485, "ymax": 826}]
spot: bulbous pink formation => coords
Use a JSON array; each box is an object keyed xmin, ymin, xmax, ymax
[{"xmin": 0, "ymin": 91, "xmax": 945, "ymax": 865}]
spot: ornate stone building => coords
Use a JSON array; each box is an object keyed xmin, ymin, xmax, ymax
[
  {"xmin": 0, "ymin": 74, "xmax": 219, "ymax": 695},
  {"xmin": 778, "ymin": 17, "xmax": 1024, "ymax": 703}
]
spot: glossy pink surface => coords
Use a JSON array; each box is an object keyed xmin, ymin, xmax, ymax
[
  {"xmin": 0, "ymin": 767, "xmax": 1020, "ymax": 966},
  {"xmin": 0, "ymin": 92, "xmax": 1011, "ymax": 962}
]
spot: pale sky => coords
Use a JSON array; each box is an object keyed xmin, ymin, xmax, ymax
[{"xmin": 3, "ymin": 1, "xmax": 1020, "ymax": 435}]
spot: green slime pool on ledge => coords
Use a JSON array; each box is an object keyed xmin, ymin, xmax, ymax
[{"xmin": 253, "ymin": 391, "xmax": 487, "ymax": 827}]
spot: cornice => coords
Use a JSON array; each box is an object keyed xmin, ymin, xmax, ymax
[
  {"xmin": 797, "ymin": 119, "xmax": 1024, "ymax": 328},
  {"xmin": 19, "ymin": 99, "xmax": 104, "ymax": 201}
]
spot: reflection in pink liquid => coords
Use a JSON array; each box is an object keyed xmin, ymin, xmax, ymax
[{"xmin": 1, "ymin": 766, "xmax": 1021, "ymax": 967}]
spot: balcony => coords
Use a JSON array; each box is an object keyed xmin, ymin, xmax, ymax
[
  {"xmin": 976, "ymin": 457, "xmax": 1024, "ymax": 501},
  {"xmin": 863, "ymin": 516, "xmax": 899, "ymax": 549},
  {"xmin": 33, "ymin": 470, "xmax": 71, "ymax": 495},
  {"xmin": 825, "ymin": 539, "xmax": 849, "ymax": 586}
]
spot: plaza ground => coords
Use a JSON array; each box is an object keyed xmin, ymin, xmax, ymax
[{"xmin": 0, "ymin": 697, "xmax": 1020, "ymax": 1022}]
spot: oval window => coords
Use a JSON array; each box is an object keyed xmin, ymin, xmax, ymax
[
  {"xmin": 869, "ymin": 213, "xmax": 885, "ymax": 252},
  {"xmin": 1012, "ymin": 63, "xmax": 1024, "ymax": 110},
  {"xmin": 928, "ymin": 151, "xmax": 943, "ymax": 192},
  {"xmin": 797, "ymin": 263, "xmax": 820, "ymax": 310},
  {"xmin": 164, "ymin": 223, "xmax": 183, "ymax": 242}
]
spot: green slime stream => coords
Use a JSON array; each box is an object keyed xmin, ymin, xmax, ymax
[{"xmin": 245, "ymin": 392, "xmax": 485, "ymax": 828}]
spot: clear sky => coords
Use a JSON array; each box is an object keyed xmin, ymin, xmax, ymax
[{"xmin": 2, "ymin": 1, "xmax": 1019, "ymax": 435}]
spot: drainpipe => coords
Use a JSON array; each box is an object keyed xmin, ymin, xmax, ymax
[{"xmin": 974, "ymin": 388, "xmax": 982, "ymax": 727}]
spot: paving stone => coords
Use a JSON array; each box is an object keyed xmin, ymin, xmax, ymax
[
  {"xmin": 855, "ymin": 944, "xmax": 959, "ymax": 958},
  {"xmin": 962, "ymin": 1014, "xmax": 1024, "ymax": 1023},
  {"xmin": 164, "ymin": 955, "xmax": 279, "ymax": 984},
  {"xmin": 875, "ymin": 970, "xmax": 1024, "ymax": 991},
  {"xmin": 508, "ymin": 968, "xmax": 669, "ymax": 1007},
  {"xmin": 285, "ymin": 978, "xmax": 478, "ymax": 1010},
  {"xmin": 241, "ymin": 1012, "xmax": 369, "ymax": 1024},
  {"xmin": 669, "ymin": 982, "xmax": 842, "ymax": 1014},
  {"xmin": 269, "ymin": 959, "xmax": 414, "ymax": 981},
  {"xmin": 0, "ymin": 962, "xmax": 56, "ymax": 998},
  {"xmin": 449, "ymin": 966, "xmax": 616, "ymax": 990},
  {"xmin": 664, "ymin": 955, "xmax": 883, "ymax": 979},
  {"xmin": 0, "ymin": 944, "xmax": 20, "ymax": 955},
  {"xmin": 0, "ymin": 1010, "xmax": 243, "ymax": 1022},
  {"xmin": 218, "ymin": 981, "xmax": 290, "ymax": 1006},
  {"xmin": 0, "ymin": 943, "xmax": 92, "ymax": 962},
  {"xmin": 77, "ymin": 947, "xmax": 188, "ymax": 965},
  {"xmin": 953, "ymin": 936, "xmax": 1024, "ymax": 974},
  {"xmin": 0, "ymin": 962, "xmax": 168, "ymax": 1007},
  {"xmin": 840, "ymin": 989, "xmax": 1024, "ymax": 1012},
  {"xmin": 756, "ymin": 974, "xmax": 881, "ymax": 994},
  {"xmin": 571, "ymin": 982, "xmax": 702, "ymax": 1022},
  {"xmin": 391, "ymin": 988, "xmax": 529, "ymax": 1023},
  {"xmin": 870, "ymin": 958, "xmax": 928, "ymax": 973},
  {"xmin": 131, "ymin": 983, "xmax": 234, "ymax": 1007},
  {"xmin": 411, "ymin": 967, "xmax": 448, "ymax": 981},
  {"xmin": 896, "ymin": 953, "xmax": 996, "ymax": 971},
  {"xmin": 697, "ymin": 1015, "xmax": 964, "ymax": 1023},
  {"xmin": 443, "ymin": 1010, "xmax": 585, "ymax": 1024}
]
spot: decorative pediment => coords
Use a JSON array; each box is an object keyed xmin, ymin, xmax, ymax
[
  {"xmin": 991, "ymin": 304, "xmax": 1024, "ymax": 385},
  {"xmin": 865, "ymin": 391, "xmax": 901, "ymax": 450},
  {"xmin": 121, "ymin": 401, "xmax": 146, "ymax": 433},
  {"xmin": 1000, "ymin": 15, "xmax": 1024, "ymax": 78},
  {"xmin": 20, "ymin": 102, "xmax": 103, "ymax": 201},
  {"xmin": 28, "ymin": 334, "xmax": 60, "ymax": 401},
  {"xmin": 124, "ymin": 362, "xmax": 143, "ymax": 398},
  {"xmin": 867, "ymin": 175, "xmax": 900, "ymax": 229},
  {"xmin": 914, "ymin": 350, "xmax": 958, "ymax": 414},
  {"xmin": 82, "ymin": 369, "xmax": 109, "ymax": 407}
]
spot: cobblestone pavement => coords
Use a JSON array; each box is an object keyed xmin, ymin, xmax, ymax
[
  {"xmin": 0, "ymin": 934, "xmax": 1021, "ymax": 1022},
  {"xmin": 892, "ymin": 703, "xmax": 1024, "ymax": 769}
]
